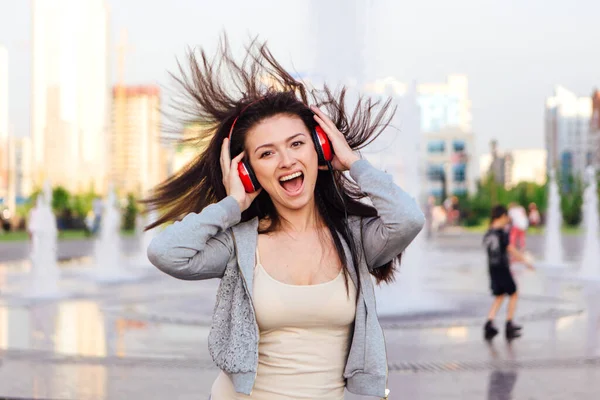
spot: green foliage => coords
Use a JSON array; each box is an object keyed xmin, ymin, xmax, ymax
[
  {"xmin": 16, "ymin": 188, "xmax": 41, "ymax": 219},
  {"xmin": 71, "ymin": 187, "xmax": 99, "ymax": 217},
  {"xmin": 52, "ymin": 186, "xmax": 70, "ymax": 213},
  {"xmin": 14, "ymin": 185, "xmax": 105, "ymax": 230},
  {"xmin": 458, "ymin": 174, "xmax": 548, "ymax": 227},
  {"xmin": 457, "ymin": 170, "xmax": 597, "ymax": 228},
  {"xmin": 560, "ymin": 174, "xmax": 583, "ymax": 226},
  {"xmin": 122, "ymin": 193, "xmax": 139, "ymax": 231}
]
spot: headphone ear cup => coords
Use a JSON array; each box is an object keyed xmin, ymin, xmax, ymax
[
  {"xmin": 237, "ymin": 161, "xmax": 261, "ymax": 193},
  {"xmin": 312, "ymin": 126, "xmax": 334, "ymax": 165}
]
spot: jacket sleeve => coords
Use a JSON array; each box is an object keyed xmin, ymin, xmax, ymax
[
  {"xmin": 349, "ymin": 159, "xmax": 425, "ymax": 270},
  {"xmin": 146, "ymin": 196, "xmax": 241, "ymax": 280}
]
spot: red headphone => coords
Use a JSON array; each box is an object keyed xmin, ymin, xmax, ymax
[{"xmin": 228, "ymin": 101, "xmax": 334, "ymax": 193}]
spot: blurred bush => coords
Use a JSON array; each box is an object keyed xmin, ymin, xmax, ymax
[{"xmin": 455, "ymin": 172, "xmax": 597, "ymax": 228}]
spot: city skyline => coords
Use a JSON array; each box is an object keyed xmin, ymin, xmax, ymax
[
  {"xmin": 30, "ymin": 0, "xmax": 110, "ymax": 192},
  {"xmin": 2, "ymin": 1, "xmax": 600, "ymax": 163}
]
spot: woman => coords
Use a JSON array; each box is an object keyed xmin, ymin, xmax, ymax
[{"xmin": 145, "ymin": 38, "xmax": 424, "ymax": 399}]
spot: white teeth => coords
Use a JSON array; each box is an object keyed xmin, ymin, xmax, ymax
[{"xmin": 279, "ymin": 172, "xmax": 303, "ymax": 182}]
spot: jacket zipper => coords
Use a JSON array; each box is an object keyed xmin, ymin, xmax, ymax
[{"xmin": 230, "ymin": 231, "xmax": 259, "ymax": 395}]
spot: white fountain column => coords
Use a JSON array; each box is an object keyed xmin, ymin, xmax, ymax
[
  {"xmin": 538, "ymin": 169, "xmax": 570, "ymax": 297},
  {"xmin": 541, "ymin": 169, "xmax": 567, "ymax": 268},
  {"xmin": 373, "ymin": 82, "xmax": 457, "ymax": 317},
  {"xmin": 26, "ymin": 180, "xmax": 62, "ymax": 298},
  {"xmin": 579, "ymin": 166, "xmax": 600, "ymax": 280},
  {"xmin": 372, "ymin": 84, "xmax": 436, "ymax": 316},
  {"xmin": 89, "ymin": 185, "xmax": 138, "ymax": 282}
]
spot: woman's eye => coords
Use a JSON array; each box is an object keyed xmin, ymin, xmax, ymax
[
  {"xmin": 292, "ymin": 141, "xmax": 304, "ymax": 147},
  {"xmin": 260, "ymin": 151, "xmax": 273, "ymax": 158}
]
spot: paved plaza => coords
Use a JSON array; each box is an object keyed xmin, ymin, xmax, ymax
[{"xmin": 0, "ymin": 231, "xmax": 599, "ymax": 399}]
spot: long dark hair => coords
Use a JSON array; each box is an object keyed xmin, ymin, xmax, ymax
[{"xmin": 142, "ymin": 36, "xmax": 401, "ymax": 285}]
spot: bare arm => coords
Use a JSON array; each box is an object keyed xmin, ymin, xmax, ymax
[{"xmin": 507, "ymin": 244, "xmax": 534, "ymax": 270}]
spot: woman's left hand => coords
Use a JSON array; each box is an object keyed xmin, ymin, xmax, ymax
[{"xmin": 311, "ymin": 105, "xmax": 360, "ymax": 171}]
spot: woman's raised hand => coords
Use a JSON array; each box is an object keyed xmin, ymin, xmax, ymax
[
  {"xmin": 220, "ymin": 138, "xmax": 261, "ymax": 212},
  {"xmin": 311, "ymin": 105, "xmax": 360, "ymax": 171}
]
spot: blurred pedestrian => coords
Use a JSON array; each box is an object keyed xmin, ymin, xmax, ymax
[
  {"xmin": 508, "ymin": 202, "xmax": 528, "ymax": 250},
  {"xmin": 482, "ymin": 205, "xmax": 534, "ymax": 341},
  {"xmin": 528, "ymin": 202, "xmax": 541, "ymax": 227},
  {"xmin": 91, "ymin": 196, "xmax": 103, "ymax": 235}
]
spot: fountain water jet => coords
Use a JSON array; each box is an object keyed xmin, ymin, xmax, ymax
[
  {"xmin": 535, "ymin": 168, "xmax": 570, "ymax": 302},
  {"xmin": 24, "ymin": 181, "xmax": 65, "ymax": 299},
  {"xmin": 537, "ymin": 169, "xmax": 569, "ymax": 269},
  {"xmin": 368, "ymin": 83, "xmax": 455, "ymax": 317},
  {"xmin": 86, "ymin": 186, "xmax": 139, "ymax": 283}
]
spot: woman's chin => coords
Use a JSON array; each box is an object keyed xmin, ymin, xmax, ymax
[{"xmin": 273, "ymin": 187, "xmax": 314, "ymax": 211}]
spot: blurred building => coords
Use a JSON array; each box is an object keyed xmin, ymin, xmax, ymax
[
  {"xmin": 419, "ymin": 76, "xmax": 474, "ymax": 200},
  {"xmin": 480, "ymin": 142, "xmax": 547, "ymax": 188},
  {"xmin": 365, "ymin": 75, "xmax": 472, "ymax": 134},
  {"xmin": 424, "ymin": 128, "xmax": 475, "ymax": 199},
  {"xmin": 545, "ymin": 86, "xmax": 593, "ymax": 179},
  {"xmin": 479, "ymin": 140, "xmax": 508, "ymax": 186},
  {"xmin": 110, "ymin": 85, "xmax": 169, "ymax": 196},
  {"xmin": 31, "ymin": 0, "xmax": 110, "ymax": 193},
  {"xmin": 0, "ymin": 48, "xmax": 29, "ymax": 219},
  {"xmin": 591, "ymin": 89, "xmax": 600, "ymax": 168},
  {"xmin": 0, "ymin": 46, "xmax": 8, "ymax": 208},
  {"xmin": 7, "ymin": 136, "xmax": 33, "ymax": 205},
  {"xmin": 417, "ymin": 75, "xmax": 472, "ymax": 134},
  {"xmin": 364, "ymin": 75, "xmax": 475, "ymax": 199},
  {"xmin": 0, "ymin": 46, "xmax": 6, "ymax": 140}
]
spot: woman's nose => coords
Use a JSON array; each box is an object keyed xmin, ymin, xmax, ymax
[{"xmin": 279, "ymin": 150, "xmax": 296, "ymax": 168}]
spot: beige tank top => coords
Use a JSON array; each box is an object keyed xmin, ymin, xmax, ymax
[{"xmin": 210, "ymin": 248, "xmax": 357, "ymax": 399}]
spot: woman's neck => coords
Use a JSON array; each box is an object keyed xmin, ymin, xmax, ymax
[{"xmin": 274, "ymin": 199, "xmax": 323, "ymax": 233}]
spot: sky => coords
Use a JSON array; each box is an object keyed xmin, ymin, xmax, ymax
[{"xmin": 1, "ymin": 0, "xmax": 599, "ymax": 161}]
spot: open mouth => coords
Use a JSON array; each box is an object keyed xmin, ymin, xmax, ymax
[{"xmin": 279, "ymin": 171, "xmax": 304, "ymax": 195}]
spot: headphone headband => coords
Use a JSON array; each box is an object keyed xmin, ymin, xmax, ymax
[{"xmin": 227, "ymin": 98, "xmax": 266, "ymax": 142}]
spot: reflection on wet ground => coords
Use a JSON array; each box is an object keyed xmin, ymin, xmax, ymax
[{"xmin": 0, "ymin": 233, "xmax": 599, "ymax": 399}]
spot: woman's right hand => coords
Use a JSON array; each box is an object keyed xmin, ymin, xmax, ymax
[{"xmin": 220, "ymin": 138, "xmax": 261, "ymax": 212}]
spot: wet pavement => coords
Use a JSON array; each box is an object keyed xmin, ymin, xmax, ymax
[{"xmin": 0, "ymin": 231, "xmax": 599, "ymax": 399}]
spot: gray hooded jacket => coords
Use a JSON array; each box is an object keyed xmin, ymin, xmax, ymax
[{"xmin": 147, "ymin": 159, "xmax": 425, "ymax": 397}]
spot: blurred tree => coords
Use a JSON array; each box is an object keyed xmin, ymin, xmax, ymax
[
  {"xmin": 52, "ymin": 186, "xmax": 70, "ymax": 213},
  {"xmin": 458, "ymin": 174, "xmax": 550, "ymax": 227},
  {"xmin": 122, "ymin": 193, "xmax": 138, "ymax": 231},
  {"xmin": 560, "ymin": 173, "xmax": 583, "ymax": 226},
  {"xmin": 71, "ymin": 187, "xmax": 98, "ymax": 218}
]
